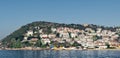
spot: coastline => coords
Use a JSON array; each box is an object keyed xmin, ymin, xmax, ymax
[{"xmin": 1, "ymin": 48, "xmax": 120, "ymax": 51}]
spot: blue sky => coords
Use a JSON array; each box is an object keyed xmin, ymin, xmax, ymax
[{"xmin": 0, "ymin": 0, "xmax": 120, "ymax": 39}]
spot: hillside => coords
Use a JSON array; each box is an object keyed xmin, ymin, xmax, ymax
[
  {"xmin": 1, "ymin": 21, "xmax": 101, "ymax": 42},
  {"xmin": 1, "ymin": 21, "xmax": 120, "ymax": 49}
]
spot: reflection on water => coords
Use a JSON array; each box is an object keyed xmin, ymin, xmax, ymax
[{"xmin": 0, "ymin": 50, "xmax": 120, "ymax": 58}]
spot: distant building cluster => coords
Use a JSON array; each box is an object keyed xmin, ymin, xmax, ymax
[{"xmin": 20, "ymin": 25, "xmax": 120, "ymax": 49}]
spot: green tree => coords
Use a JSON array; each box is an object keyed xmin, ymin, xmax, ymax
[
  {"xmin": 56, "ymin": 33, "xmax": 60, "ymax": 38},
  {"xmin": 72, "ymin": 41, "xmax": 81, "ymax": 47},
  {"xmin": 68, "ymin": 32, "xmax": 72, "ymax": 38},
  {"xmin": 22, "ymin": 41, "xmax": 32, "ymax": 47},
  {"xmin": 10, "ymin": 39, "xmax": 22, "ymax": 48},
  {"xmin": 10, "ymin": 38, "xmax": 16, "ymax": 48},
  {"xmin": 105, "ymin": 42, "xmax": 110, "ymax": 48},
  {"xmin": 15, "ymin": 39, "xmax": 22, "ymax": 48},
  {"xmin": 93, "ymin": 35, "xmax": 98, "ymax": 41},
  {"xmin": 35, "ymin": 40, "xmax": 42, "ymax": 47}
]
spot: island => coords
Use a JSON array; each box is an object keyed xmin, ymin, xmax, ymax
[{"xmin": 0, "ymin": 21, "xmax": 120, "ymax": 50}]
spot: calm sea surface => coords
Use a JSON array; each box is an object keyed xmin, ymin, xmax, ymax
[{"xmin": 0, "ymin": 50, "xmax": 120, "ymax": 58}]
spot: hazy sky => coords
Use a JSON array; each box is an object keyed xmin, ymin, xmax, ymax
[{"xmin": 0, "ymin": 0, "xmax": 120, "ymax": 39}]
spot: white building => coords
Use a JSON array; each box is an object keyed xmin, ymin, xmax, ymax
[
  {"xmin": 40, "ymin": 34, "xmax": 48, "ymax": 38},
  {"xmin": 51, "ymin": 28, "xmax": 57, "ymax": 32},
  {"xmin": 97, "ymin": 28, "xmax": 102, "ymax": 33},
  {"xmin": 26, "ymin": 30, "xmax": 33, "ymax": 36},
  {"xmin": 24, "ymin": 36, "xmax": 28, "ymax": 40},
  {"xmin": 42, "ymin": 39, "xmax": 50, "ymax": 44},
  {"xmin": 61, "ymin": 33, "xmax": 69, "ymax": 38},
  {"xmin": 99, "ymin": 46, "xmax": 107, "ymax": 49},
  {"xmin": 48, "ymin": 34, "xmax": 56, "ymax": 38},
  {"xmin": 71, "ymin": 33, "xmax": 77, "ymax": 38},
  {"xmin": 86, "ymin": 41, "xmax": 94, "ymax": 48},
  {"xmin": 39, "ymin": 29, "xmax": 43, "ymax": 33}
]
